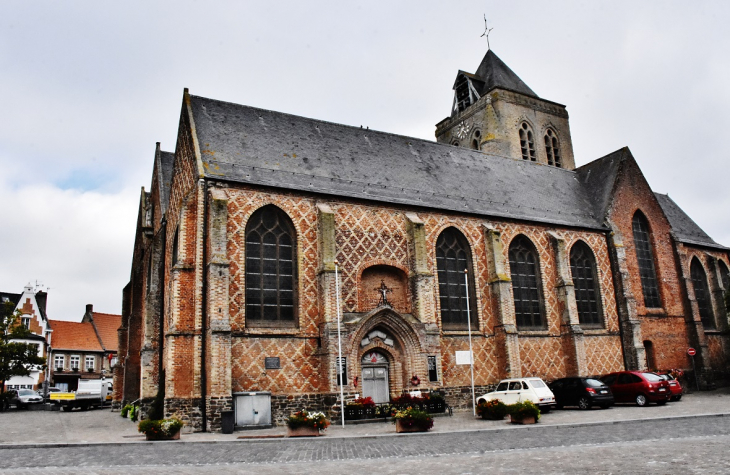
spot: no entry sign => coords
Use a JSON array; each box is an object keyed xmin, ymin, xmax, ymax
[{"xmin": 687, "ymin": 347, "xmax": 697, "ymax": 356}]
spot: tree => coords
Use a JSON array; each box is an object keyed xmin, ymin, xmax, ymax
[{"xmin": 0, "ymin": 300, "xmax": 47, "ymax": 392}]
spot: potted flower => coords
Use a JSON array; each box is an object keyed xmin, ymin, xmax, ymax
[
  {"xmin": 477, "ymin": 399, "xmax": 508, "ymax": 420},
  {"xmin": 286, "ymin": 410, "xmax": 330, "ymax": 437},
  {"xmin": 392, "ymin": 407, "xmax": 434, "ymax": 433},
  {"xmin": 507, "ymin": 400, "xmax": 540, "ymax": 425},
  {"xmin": 138, "ymin": 417, "xmax": 184, "ymax": 441}
]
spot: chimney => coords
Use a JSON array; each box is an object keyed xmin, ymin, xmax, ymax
[{"xmin": 86, "ymin": 304, "xmax": 93, "ymax": 314}]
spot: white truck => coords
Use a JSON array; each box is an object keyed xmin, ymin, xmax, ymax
[{"xmin": 50, "ymin": 379, "xmax": 111, "ymax": 411}]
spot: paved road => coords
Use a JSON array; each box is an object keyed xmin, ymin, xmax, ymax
[{"xmin": 2, "ymin": 414, "xmax": 730, "ymax": 474}]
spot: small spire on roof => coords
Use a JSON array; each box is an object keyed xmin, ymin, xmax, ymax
[{"xmin": 480, "ymin": 15, "xmax": 494, "ymax": 50}]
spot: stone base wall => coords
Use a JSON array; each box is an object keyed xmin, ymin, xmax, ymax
[
  {"xmin": 442, "ymin": 385, "xmax": 493, "ymax": 411},
  {"xmin": 165, "ymin": 397, "xmax": 203, "ymax": 432},
  {"xmin": 271, "ymin": 392, "xmax": 348, "ymax": 426},
  {"xmin": 207, "ymin": 396, "xmax": 234, "ymax": 432}
]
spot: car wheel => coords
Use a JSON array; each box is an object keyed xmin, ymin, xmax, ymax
[
  {"xmin": 578, "ymin": 397, "xmax": 592, "ymax": 410},
  {"xmin": 675, "ymin": 395, "xmax": 682, "ymax": 401},
  {"xmin": 635, "ymin": 394, "xmax": 647, "ymax": 406},
  {"xmin": 61, "ymin": 406, "xmax": 71, "ymax": 412}
]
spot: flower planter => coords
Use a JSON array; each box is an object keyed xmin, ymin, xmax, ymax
[
  {"xmin": 509, "ymin": 415, "xmax": 536, "ymax": 425},
  {"xmin": 344, "ymin": 407, "xmax": 363, "ymax": 420},
  {"xmin": 145, "ymin": 430, "xmax": 180, "ymax": 441},
  {"xmin": 287, "ymin": 426, "xmax": 322, "ymax": 437},
  {"xmin": 395, "ymin": 419, "xmax": 430, "ymax": 433}
]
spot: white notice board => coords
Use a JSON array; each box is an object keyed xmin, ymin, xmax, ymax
[{"xmin": 455, "ymin": 350, "xmax": 473, "ymax": 365}]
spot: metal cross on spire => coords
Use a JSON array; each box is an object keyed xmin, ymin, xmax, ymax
[{"xmin": 481, "ymin": 15, "xmax": 494, "ymax": 50}]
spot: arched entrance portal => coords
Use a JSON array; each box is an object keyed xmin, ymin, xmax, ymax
[{"xmin": 361, "ymin": 351, "xmax": 389, "ymax": 403}]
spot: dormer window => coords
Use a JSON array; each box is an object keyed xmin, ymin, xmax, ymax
[
  {"xmin": 518, "ymin": 123, "xmax": 536, "ymax": 161},
  {"xmin": 545, "ymin": 129, "xmax": 562, "ymax": 167}
]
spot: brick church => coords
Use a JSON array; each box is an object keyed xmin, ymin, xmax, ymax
[{"xmin": 116, "ymin": 48, "xmax": 730, "ymax": 431}]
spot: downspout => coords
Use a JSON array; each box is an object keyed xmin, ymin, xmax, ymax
[{"xmin": 200, "ymin": 182, "xmax": 209, "ymax": 431}]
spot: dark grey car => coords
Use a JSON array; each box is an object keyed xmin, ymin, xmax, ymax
[{"xmin": 549, "ymin": 377, "xmax": 614, "ymax": 410}]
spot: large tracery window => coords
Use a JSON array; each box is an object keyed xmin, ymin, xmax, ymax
[
  {"xmin": 509, "ymin": 235, "xmax": 546, "ymax": 329},
  {"xmin": 436, "ymin": 228, "xmax": 477, "ymax": 330},
  {"xmin": 544, "ymin": 129, "xmax": 562, "ymax": 168},
  {"xmin": 691, "ymin": 258, "xmax": 715, "ymax": 329},
  {"xmin": 632, "ymin": 212, "xmax": 661, "ymax": 308},
  {"xmin": 518, "ymin": 123, "xmax": 536, "ymax": 161},
  {"xmin": 570, "ymin": 241, "xmax": 603, "ymax": 327},
  {"xmin": 245, "ymin": 205, "xmax": 297, "ymax": 327}
]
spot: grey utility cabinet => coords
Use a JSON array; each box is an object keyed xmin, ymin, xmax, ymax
[{"xmin": 233, "ymin": 391, "xmax": 272, "ymax": 428}]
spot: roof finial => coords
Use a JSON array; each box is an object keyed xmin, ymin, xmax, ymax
[{"xmin": 480, "ymin": 15, "xmax": 494, "ymax": 50}]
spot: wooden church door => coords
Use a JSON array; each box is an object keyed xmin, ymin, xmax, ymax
[{"xmin": 361, "ymin": 351, "xmax": 389, "ymax": 404}]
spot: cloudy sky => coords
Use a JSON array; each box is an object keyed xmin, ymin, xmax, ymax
[{"xmin": 1, "ymin": 1, "xmax": 728, "ymax": 321}]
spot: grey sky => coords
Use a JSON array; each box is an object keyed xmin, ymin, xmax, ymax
[{"xmin": 1, "ymin": 1, "xmax": 728, "ymax": 321}]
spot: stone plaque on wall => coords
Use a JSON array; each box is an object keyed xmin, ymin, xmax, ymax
[{"xmin": 264, "ymin": 357, "xmax": 281, "ymax": 369}]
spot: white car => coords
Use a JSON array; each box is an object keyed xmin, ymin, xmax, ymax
[{"xmin": 477, "ymin": 378, "xmax": 556, "ymax": 412}]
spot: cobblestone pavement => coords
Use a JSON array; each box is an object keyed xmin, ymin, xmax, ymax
[{"xmin": 1, "ymin": 388, "xmax": 729, "ymax": 474}]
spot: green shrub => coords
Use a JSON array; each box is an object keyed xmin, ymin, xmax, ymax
[
  {"xmin": 121, "ymin": 404, "xmax": 132, "ymax": 418},
  {"xmin": 138, "ymin": 418, "xmax": 184, "ymax": 438},
  {"xmin": 507, "ymin": 400, "xmax": 540, "ymax": 421},
  {"xmin": 476, "ymin": 399, "xmax": 508, "ymax": 420}
]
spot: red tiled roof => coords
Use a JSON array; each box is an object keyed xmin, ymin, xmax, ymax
[
  {"xmin": 92, "ymin": 312, "xmax": 121, "ymax": 352},
  {"xmin": 50, "ymin": 320, "xmax": 103, "ymax": 352}
]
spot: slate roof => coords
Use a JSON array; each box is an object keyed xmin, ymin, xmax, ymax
[
  {"xmin": 473, "ymin": 50, "xmax": 538, "ymax": 98},
  {"xmin": 50, "ymin": 320, "xmax": 103, "ymax": 352},
  {"xmin": 0, "ymin": 292, "xmax": 21, "ymax": 307},
  {"xmin": 91, "ymin": 312, "xmax": 121, "ymax": 352},
  {"xmin": 158, "ymin": 150, "xmax": 175, "ymax": 216},
  {"xmin": 574, "ymin": 148, "xmax": 625, "ymax": 221},
  {"xmin": 655, "ymin": 193, "xmax": 727, "ymax": 250},
  {"xmin": 190, "ymin": 95, "xmax": 604, "ymax": 230}
]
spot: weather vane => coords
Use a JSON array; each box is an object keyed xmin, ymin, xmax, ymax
[{"xmin": 481, "ymin": 15, "xmax": 493, "ymax": 50}]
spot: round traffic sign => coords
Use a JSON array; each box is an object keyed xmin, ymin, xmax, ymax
[{"xmin": 687, "ymin": 347, "xmax": 696, "ymax": 356}]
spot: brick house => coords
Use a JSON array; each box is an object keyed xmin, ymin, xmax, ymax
[
  {"xmin": 116, "ymin": 48, "xmax": 730, "ymax": 431},
  {"xmin": 1, "ymin": 285, "xmax": 51, "ymax": 391},
  {"xmin": 50, "ymin": 305, "xmax": 121, "ymax": 392}
]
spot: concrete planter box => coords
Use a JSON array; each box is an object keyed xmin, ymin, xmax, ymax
[
  {"xmin": 287, "ymin": 426, "xmax": 322, "ymax": 437},
  {"xmin": 509, "ymin": 415, "xmax": 536, "ymax": 425},
  {"xmin": 395, "ymin": 419, "xmax": 430, "ymax": 433}
]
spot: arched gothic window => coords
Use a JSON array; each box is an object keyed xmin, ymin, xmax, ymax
[
  {"xmin": 435, "ymin": 228, "xmax": 477, "ymax": 330},
  {"xmin": 509, "ymin": 235, "xmax": 545, "ymax": 329},
  {"xmin": 245, "ymin": 205, "xmax": 297, "ymax": 327},
  {"xmin": 471, "ymin": 130, "xmax": 481, "ymax": 150},
  {"xmin": 569, "ymin": 241, "xmax": 603, "ymax": 327},
  {"xmin": 518, "ymin": 123, "xmax": 536, "ymax": 161},
  {"xmin": 691, "ymin": 258, "xmax": 715, "ymax": 329},
  {"xmin": 632, "ymin": 212, "xmax": 661, "ymax": 308},
  {"xmin": 544, "ymin": 129, "xmax": 562, "ymax": 167}
]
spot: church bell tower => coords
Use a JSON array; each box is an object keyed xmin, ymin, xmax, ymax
[{"xmin": 435, "ymin": 50, "xmax": 576, "ymax": 170}]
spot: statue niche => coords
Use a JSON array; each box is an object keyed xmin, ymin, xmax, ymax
[{"xmin": 359, "ymin": 265, "xmax": 411, "ymax": 314}]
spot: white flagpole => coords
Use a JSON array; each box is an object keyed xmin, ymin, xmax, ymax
[
  {"xmin": 335, "ymin": 261, "xmax": 345, "ymax": 427},
  {"xmin": 464, "ymin": 269, "xmax": 476, "ymax": 417}
]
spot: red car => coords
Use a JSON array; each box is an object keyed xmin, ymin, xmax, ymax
[
  {"xmin": 656, "ymin": 373, "xmax": 683, "ymax": 401},
  {"xmin": 601, "ymin": 371, "xmax": 671, "ymax": 406}
]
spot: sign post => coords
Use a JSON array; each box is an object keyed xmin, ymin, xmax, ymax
[{"xmin": 687, "ymin": 347, "xmax": 699, "ymax": 391}]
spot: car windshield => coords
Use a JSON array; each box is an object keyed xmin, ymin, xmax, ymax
[
  {"xmin": 529, "ymin": 379, "xmax": 546, "ymax": 388},
  {"xmin": 18, "ymin": 389, "xmax": 35, "ymax": 396},
  {"xmin": 641, "ymin": 373, "xmax": 664, "ymax": 382},
  {"xmin": 585, "ymin": 378, "xmax": 605, "ymax": 388}
]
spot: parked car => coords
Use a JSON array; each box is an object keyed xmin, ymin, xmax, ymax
[
  {"xmin": 549, "ymin": 377, "xmax": 614, "ymax": 410},
  {"xmin": 37, "ymin": 387, "xmax": 62, "ymax": 402},
  {"xmin": 11, "ymin": 389, "xmax": 43, "ymax": 409},
  {"xmin": 601, "ymin": 371, "xmax": 670, "ymax": 406},
  {"xmin": 477, "ymin": 377, "xmax": 556, "ymax": 412},
  {"xmin": 656, "ymin": 373, "xmax": 683, "ymax": 401}
]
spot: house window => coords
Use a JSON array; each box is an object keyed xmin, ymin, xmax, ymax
[
  {"xmin": 570, "ymin": 241, "xmax": 603, "ymax": 327},
  {"xmin": 435, "ymin": 227, "xmax": 477, "ymax": 330},
  {"xmin": 70, "ymin": 355, "xmax": 80, "ymax": 370},
  {"xmin": 518, "ymin": 123, "xmax": 536, "ymax": 161},
  {"xmin": 691, "ymin": 258, "xmax": 715, "ymax": 329},
  {"xmin": 509, "ymin": 235, "xmax": 546, "ymax": 330},
  {"xmin": 111, "ymin": 356, "xmax": 118, "ymax": 367},
  {"xmin": 245, "ymin": 205, "xmax": 297, "ymax": 327},
  {"xmin": 54, "ymin": 355, "xmax": 65, "ymax": 370},
  {"xmin": 632, "ymin": 212, "xmax": 661, "ymax": 308},
  {"xmin": 544, "ymin": 129, "xmax": 562, "ymax": 167},
  {"xmin": 336, "ymin": 357, "xmax": 347, "ymax": 386},
  {"xmin": 21, "ymin": 317, "xmax": 30, "ymax": 329},
  {"xmin": 85, "ymin": 356, "xmax": 95, "ymax": 371},
  {"xmin": 428, "ymin": 356, "xmax": 439, "ymax": 382}
]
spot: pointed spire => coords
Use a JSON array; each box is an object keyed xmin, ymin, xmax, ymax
[{"xmin": 474, "ymin": 50, "xmax": 538, "ymax": 98}]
